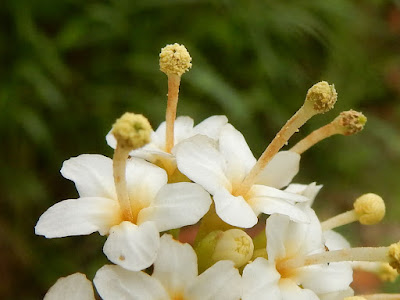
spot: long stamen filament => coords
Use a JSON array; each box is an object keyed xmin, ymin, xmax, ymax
[
  {"xmin": 278, "ymin": 246, "xmax": 390, "ymax": 271},
  {"xmin": 165, "ymin": 74, "xmax": 181, "ymax": 153},
  {"xmin": 113, "ymin": 145, "xmax": 134, "ymax": 222},
  {"xmin": 321, "ymin": 210, "xmax": 359, "ymax": 231}
]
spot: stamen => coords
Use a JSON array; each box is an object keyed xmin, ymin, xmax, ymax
[
  {"xmin": 352, "ymin": 262, "xmax": 398, "ymax": 282},
  {"xmin": 321, "ymin": 193, "xmax": 385, "ymax": 231},
  {"xmin": 159, "ymin": 43, "xmax": 192, "ymax": 153},
  {"xmin": 234, "ymin": 81, "xmax": 337, "ymax": 196},
  {"xmin": 112, "ymin": 113, "xmax": 152, "ymax": 222},
  {"xmin": 277, "ymin": 242, "xmax": 400, "ymax": 273},
  {"xmin": 291, "ymin": 110, "xmax": 367, "ymax": 154}
]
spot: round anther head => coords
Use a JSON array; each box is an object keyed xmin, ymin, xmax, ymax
[
  {"xmin": 305, "ymin": 81, "xmax": 337, "ymax": 113},
  {"xmin": 336, "ymin": 110, "xmax": 367, "ymax": 136},
  {"xmin": 388, "ymin": 242, "xmax": 400, "ymax": 273},
  {"xmin": 353, "ymin": 193, "xmax": 385, "ymax": 225},
  {"xmin": 112, "ymin": 113, "xmax": 152, "ymax": 150},
  {"xmin": 159, "ymin": 43, "xmax": 192, "ymax": 76}
]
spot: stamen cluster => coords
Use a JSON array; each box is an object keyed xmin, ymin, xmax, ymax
[{"xmin": 36, "ymin": 44, "xmax": 399, "ymax": 300}]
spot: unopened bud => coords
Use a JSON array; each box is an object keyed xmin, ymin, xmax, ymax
[
  {"xmin": 388, "ymin": 242, "xmax": 400, "ymax": 273},
  {"xmin": 212, "ymin": 229, "xmax": 254, "ymax": 268},
  {"xmin": 112, "ymin": 113, "xmax": 152, "ymax": 150},
  {"xmin": 334, "ymin": 110, "xmax": 367, "ymax": 136},
  {"xmin": 305, "ymin": 81, "xmax": 337, "ymax": 113},
  {"xmin": 353, "ymin": 193, "xmax": 385, "ymax": 225},
  {"xmin": 159, "ymin": 43, "xmax": 192, "ymax": 76}
]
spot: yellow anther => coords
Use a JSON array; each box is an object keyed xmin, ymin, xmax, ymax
[
  {"xmin": 334, "ymin": 110, "xmax": 367, "ymax": 136},
  {"xmin": 112, "ymin": 113, "xmax": 152, "ymax": 150},
  {"xmin": 379, "ymin": 263, "xmax": 398, "ymax": 282},
  {"xmin": 388, "ymin": 242, "xmax": 400, "ymax": 273},
  {"xmin": 212, "ymin": 229, "xmax": 254, "ymax": 268},
  {"xmin": 159, "ymin": 43, "xmax": 192, "ymax": 76},
  {"xmin": 305, "ymin": 81, "xmax": 337, "ymax": 113},
  {"xmin": 353, "ymin": 193, "xmax": 385, "ymax": 225}
]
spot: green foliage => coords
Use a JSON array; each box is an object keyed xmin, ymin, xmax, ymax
[{"xmin": 1, "ymin": 0, "xmax": 399, "ymax": 298}]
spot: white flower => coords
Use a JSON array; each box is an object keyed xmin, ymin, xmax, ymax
[
  {"xmin": 284, "ymin": 182, "xmax": 323, "ymax": 206},
  {"xmin": 175, "ymin": 123, "xmax": 309, "ymax": 228},
  {"xmin": 44, "ymin": 273, "xmax": 95, "ymax": 300},
  {"xmin": 35, "ymin": 155, "xmax": 211, "ymax": 271},
  {"xmin": 106, "ymin": 115, "xmax": 228, "ymax": 177},
  {"xmin": 94, "ymin": 234, "xmax": 242, "ymax": 300},
  {"xmin": 242, "ymin": 206, "xmax": 353, "ymax": 300}
]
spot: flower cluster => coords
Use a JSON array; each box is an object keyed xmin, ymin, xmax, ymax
[{"xmin": 36, "ymin": 43, "xmax": 400, "ymax": 300}]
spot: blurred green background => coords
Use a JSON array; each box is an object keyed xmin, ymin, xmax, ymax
[{"xmin": 1, "ymin": 0, "xmax": 400, "ymax": 298}]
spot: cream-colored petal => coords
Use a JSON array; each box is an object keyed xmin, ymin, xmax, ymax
[
  {"xmin": 103, "ymin": 221, "xmax": 160, "ymax": 271},
  {"xmin": 35, "ymin": 197, "xmax": 121, "ymax": 238},
  {"xmin": 242, "ymin": 258, "xmax": 281, "ymax": 300},
  {"xmin": 94, "ymin": 265, "xmax": 169, "ymax": 300},
  {"xmin": 125, "ymin": 158, "xmax": 168, "ymax": 210},
  {"xmin": 255, "ymin": 151, "xmax": 300, "ymax": 189},
  {"xmin": 213, "ymin": 187, "xmax": 258, "ymax": 228},
  {"xmin": 61, "ymin": 154, "xmax": 116, "ymax": 199},
  {"xmin": 193, "ymin": 115, "xmax": 228, "ymax": 140},
  {"xmin": 152, "ymin": 234, "xmax": 197, "ymax": 295},
  {"xmin": 185, "ymin": 261, "xmax": 241, "ymax": 300},
  {"xmin": 44, "ymin": 273, "xmax": 95, "ymax": 300},
  {"xmin": 175, "ymin": 135, "xmax": 231, "ymax": 194},
  {"xmin": 218, "ymin": 124, "xmax": 256, "ymax": 186},
  {"xmin": 279, "ymin": 279, "xmax": 319, "ymax": 300},
  {"xmin": 138, "ymin": 182, "xmax": 211, "ymax": 231},
  {"xmin": 285, "ymin": 182, "xmax": 323, "ymax": 206}
]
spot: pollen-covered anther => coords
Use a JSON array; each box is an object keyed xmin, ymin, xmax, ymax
[
  {"xmin": 159, "ymin": 43, "xmax": 192, "ymax": 76},
  {"xmin": 354, "ymin": 193, "xmax": 385, "ymax": 225},
  {"xmin": 112, "ymin": 112, "xmax": 152, "ymax": 150},
  {"xmin": 379, "ymin": 263, "xmax": 398, "ymax": 282},
  {"xmin": 305, "ymin": 81, "xmax": 337, "ymax": 113},
  {"xmin": 212, "ymin": 229, "xmax": 254, "ymax": 268},
  {"xmin": 335, "ymin": 110, "xmax": 367, "ymax": 136},
  {"xmin": 388, "ymin": 242, "xmax": 400, "ymax": 273}
]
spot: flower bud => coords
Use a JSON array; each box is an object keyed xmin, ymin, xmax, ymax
[
  {"xmin": 353, "ymin": 193, "xmax": 385, "ymax": 225},
  {"xmin": 334, "ymin": 110, "xmax": 367, "ymax": 136},
  {"xmin": 212, "ymin": 229, "xmax": 254, "ymax": 268},
  {"xmin": 305, "ymin": 81, "xmax": 337, "ymax": 113},
  {"xmin": 112, "ymin": 113, "xmax": 152, "ymax": 149},
  {"xmin": 159, "ymin": 43, "xmax": 192, "ymax": 76}
]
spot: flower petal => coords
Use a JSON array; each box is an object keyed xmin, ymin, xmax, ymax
[
  {"xmin": 152, "ymin": 116, "xmax": 194, "ymax": 148},
  {"xmin": 285, "ymin": 182, "xmax": 323, "ymax": 206},
  {"xmin": 44, "ymin": 273, "xmax": 95, "ymax": 300},
  {"xmin": 213, "ymin": 187, "xmax": 258, "ymax": 228},
  {"xmin": 138, "ymin": 182, "xmax": 211, "ymax": 231},
  {"xmin": 242, "ymin": 258, "xmax": 281, "ymax": 300},
  {"xmin": 103, "ymin": 221, "xmax": 160, "ymax": 271},
  {"xmin": 94, "ymin": 265, "xmax": 169, "ymax": 300},
  {"xmin": 218, "ymin": 124, "xmax": 256, "ymax": 186},
  {"xmin": 35, "ymin": 197, "xmax": 121, "ymax": 238},
  {"xmin": 256, "ymin": 151, "xmax": 300, "ymax": 189},
  {"xmin": 185, "ymin": 261, "xmax": 241, "ymax": 300},
  {"xmin": 105, "ymin": 129, "xmax": 117, "ymax": 149},
  {"xmin": 61, "ymin": 154, "xmax": 116, "ymax": 199},
  {"xmin": 175, "ymin": 135, "xmax": 230, "ymax": 194},
  {"xmin": 279, "ymin": 278, "xmax": 319, "ymax": 300},
  {"xmin": 152, "ymin": 234, "xmax": 197, "ymax": 294},
  {"xmin": 125, "ymin": 158, "xmax": 168, "ymax": 210},
  {"xmin": 193, "ymin": 115, "xmax": 228, "ymax": 140},
  {"xmin": 324, "ymin": 230, "xmax": 350, "ymax": 250},
  {"xmin": 319, "ymin": 288, "xmax": 354, "ymax": 300},
  {"xmin": 250, "ymin": 184, "xmax": 309, "ymax": 203}
]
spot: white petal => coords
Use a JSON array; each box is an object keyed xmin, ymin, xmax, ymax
[
  {"xmin": 324, "ymin": 230, "xmax": 350, "ymax": 250},
  {"xmin": 105, "ymin": 129, "xmax": 117, "ymax": 149},
  {"xmin": 213, "ymin": 187, "xmax": 258, "ymax": 228},
  {"xmin": 94, "ymin": 265, "xmax": 169, "ymax": 300},
  {"xmin": 35, "ymin": 197, "xmax": 121, "ymax": 238},
  {"xmin": 256, "ymin": 151, "xmax": 300, "ymax": 189},
  {"xmin": 185, "ymin": 261, "xmax": 241, "ymax": 300},
  {"xmin": 175, "ymin": 135, "xmax": 230, "ymax": 194},
  {"xmin": 285, "ymin": 182, "xmax": 323, "ymax": 206},
  {"xmin": 295, "ymin": 263, "xmax": 353, "ymax": 294},
  {"xmin": 279, "ymin": 279, "xmax": 319, "ymax": 300},
  {"xmin": 152, "ymin": 234, "xmax": 197, "ymax": 294},
  {"xmin": 250, "ymin": 184, "xmax": 309, "ymax": 203},
  {"xmin": 138, "ymin": 182, "xmax": 211, "ymax": 231},
  {"xmin": 174, "ymin": 116, "xmax": 195, "ymax": 144},
  {"xmin": 61, "ymin": 154, "xmax": 116, "ymax": 199},
  {"xmin": 103, "ymin": 221, "xmax": 160, "ymax": 271},
  {"xmin": 242, "ymin": 258, "xmax": 281, "ymax": 300},
  {"xmin": 319, "ymin": 288, "xmax": 354, "ymax": 300},
  {"xmin": 44, "ymin": 273, "xmax": 95, "ymax": 300},
  {"xmin": 193, "ymin": 115, "xmax": 228, "ymax": 140},
  {"xmin": 125, "ymin": 158, "xmax": 168, "ymax": 209},
  {"xmin": 218, "ymin": 124, "xmax": 256, "ymax": 186}
]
